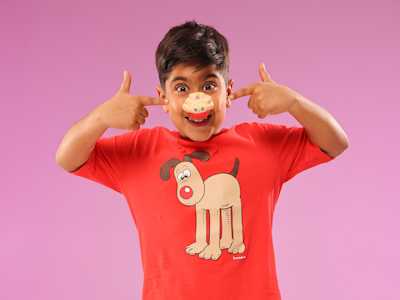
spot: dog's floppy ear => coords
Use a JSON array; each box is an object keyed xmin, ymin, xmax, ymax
[
  {"xmin": 160, "ymin": 158, "xmax": 181, "ymax": 181},
  {"xmin": 187, "ymin": 150, "xmax": 210, "ymax": 162}
]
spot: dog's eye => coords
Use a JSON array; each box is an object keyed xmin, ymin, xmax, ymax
[
  {"xmin": 178, "ymin": 173, "xmax": 185, "ymax": 181},
  {"xmin": 183, "ymin": 169, "xmax": 191, "ymax": 177}
]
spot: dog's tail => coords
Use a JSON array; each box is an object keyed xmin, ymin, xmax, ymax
[{"xmin": 230, "ymin": 158, "xmax": 239, "ymax": 177}]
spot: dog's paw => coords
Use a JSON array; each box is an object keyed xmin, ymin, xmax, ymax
[
  {"xmin": 199, "ymin": 244, "xmax": 222, "ymax": 260},
  {"xmin": 219, "ymin": 238, "xmax": 233, "ymax": 249},
  {"xmin": 228, "ymin": 242, "xmax": 245, "ymax": 254},
  {"xmin": 185, "ymin": 241, "xmax": 208, "ymax": 255}
]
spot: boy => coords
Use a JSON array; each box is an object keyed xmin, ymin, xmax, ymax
[{"xmin": 56, "ymin": 20, "xmax": 349, "ymax": 300}]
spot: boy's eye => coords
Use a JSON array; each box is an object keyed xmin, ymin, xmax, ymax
[
  {"xmin": 203, "ymin": 82, "xmax": 217, "ymax": 91},
  {"xmin": 176, "ymin": 84, "xmax": 187, "ymax": 93},
  {"xmin": 175, "ymin": 82, "xmax": 217, "ymax": 93}
]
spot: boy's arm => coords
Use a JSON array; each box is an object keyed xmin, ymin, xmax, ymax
[
  {"xmin": 55, "ymin": 70, "xmax": 160, "ymax": 172},
  {"xmin": 55, "ymin": 106, "xmax": 108, "ymax": 172},
  {"xmin": 288, "ymin": 94, "xmax": 349, "ymax": 158},
  {"xmin": 228, "ymin": 63, "xmax": 350, "ymax": 158}
]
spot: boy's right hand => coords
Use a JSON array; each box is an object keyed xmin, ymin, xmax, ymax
[{"xmin": 96, "ymin": 70, "xmax": 167, "ymax": 130}]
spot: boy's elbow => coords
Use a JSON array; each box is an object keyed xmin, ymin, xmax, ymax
[
  {"xmin": 325, "ymin": 138, "xmax": 350, "ymax": 158},
  {"xmin": 338, "ymin": 135, "xmax": 350, "ymax": 155},
  {"xmin": 55, "ymin": 149, "xmax": 79, "ymax": 172},
  {"xmin": 55, "ymin": 148, "xmax": 63, "ymax": 167},
  {"xmin": 55, "ymin": 151, "xmax": 69, "ymax": 171}
]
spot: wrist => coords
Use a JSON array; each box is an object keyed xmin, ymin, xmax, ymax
[
  {"xmin": 90, "ymin": 104, "xmax": 110, "ymax": 131},
  {"xmin": 287, "ymin": 92, "xmax": 305, "ymax": 115}
]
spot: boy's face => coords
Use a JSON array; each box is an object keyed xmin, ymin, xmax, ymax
[{"xmin": 156, "ymin": 63, "xmax": 233, "ymax": 142}]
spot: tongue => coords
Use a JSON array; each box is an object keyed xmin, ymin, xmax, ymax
[{"xmin": 187, "ymin": 111, "xmax": 210, "ymax": 120}]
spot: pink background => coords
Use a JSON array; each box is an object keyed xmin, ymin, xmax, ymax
[{"xmin": 2, "ymin": 0, "xmax": 399, "ymax": 299}]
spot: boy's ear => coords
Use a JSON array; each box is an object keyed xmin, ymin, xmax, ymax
[
  {"xmin": 226, "ymin": 79, "xmax": 234, "ymax": 108},
  {"xmin": 156, "ymin": 85, "xmax": 169, "ymax": 113}
]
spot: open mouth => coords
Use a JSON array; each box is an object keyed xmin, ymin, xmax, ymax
[{"xmin": 184, "ymin": 111, "xmax": 213, "ymax": 127}]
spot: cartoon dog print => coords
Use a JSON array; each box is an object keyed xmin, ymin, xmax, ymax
[{"xmin": 160, "ymin": 150, "xmax": 245, "ymax": 260}]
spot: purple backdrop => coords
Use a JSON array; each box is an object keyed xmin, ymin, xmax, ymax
[{"xmin": 2, "ymin": 0, "xmax": 399, "ymax": 299}]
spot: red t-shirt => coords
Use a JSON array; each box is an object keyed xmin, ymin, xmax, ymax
[{"xmin": 70, "ymin": 121, "xmax": 334, "ymax": 300}]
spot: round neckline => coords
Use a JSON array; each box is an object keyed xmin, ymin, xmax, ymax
[
  {"xmin": 170, "ymin": 127, "xmax": 229, "ymax": 144},
  {"xmin": 166, "ymin": 127, "xmax": 230, "ymax": 158}
]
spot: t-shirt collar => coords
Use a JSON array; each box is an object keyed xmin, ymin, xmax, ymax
[{"xmin": 169, "ymin": 127, "xmax": 229, "ymax": 158}]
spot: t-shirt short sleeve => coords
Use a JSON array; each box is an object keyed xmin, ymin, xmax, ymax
[
  {"xmin": 69, "ymin": 131, "xmax": 136, "ymax": 193},
  {"xmin": 252, "ymin": 122, "xmax": 335, "ymax": 184}
]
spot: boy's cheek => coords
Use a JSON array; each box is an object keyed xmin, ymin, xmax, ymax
[
  {"xmin": 164, "ymin": 100, "xmax": 184, "ymax": 117},
  {"xmin": 215, "ymin": 97, "xmax": 227, "ymax": 111}
]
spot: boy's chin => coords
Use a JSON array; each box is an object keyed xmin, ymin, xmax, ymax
[
  {"xmin": 179, "ymin": 124, "xmax": 217, "ymax": 142},
  {"xmin": 175, "ymin": 115, "xmax": 225, "ymax": 142}
]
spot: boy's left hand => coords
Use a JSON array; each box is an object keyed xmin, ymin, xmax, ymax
[{"xmin": 228, "ymin": 63, "xmax": 299, "ymax": 118}]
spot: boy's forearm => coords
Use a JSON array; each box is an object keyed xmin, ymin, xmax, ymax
[
  {"xmin": 288, "ymin": 94, "xmax": 349, "ymax": 158},
  {"xmin": 55, "ymin": 106, "xmax": 109, "ymax": 172}
]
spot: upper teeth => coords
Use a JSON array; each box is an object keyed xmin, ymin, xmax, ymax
[
  {"xmin": 187, "ymin": 115, "xmax": 210, "ymax": 122},
  {"xmin": 190, "ymin": 117, "xmax": 207, "ymax": 122}
]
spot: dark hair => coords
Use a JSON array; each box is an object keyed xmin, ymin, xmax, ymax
[{"xmin": 155, "ymin": 20, "xmax": 230, "ymax": 90}]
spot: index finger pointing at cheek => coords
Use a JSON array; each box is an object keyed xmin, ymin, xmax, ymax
[
  {"xmin": 140, "ymin": 96, "xmax": 168, "ymax": 106},
  {"xmin": 229, "ymin": 85, "xmax": 254, "ymax": 101}
]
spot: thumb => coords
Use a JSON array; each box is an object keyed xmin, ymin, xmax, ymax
[
  {"xmin": 119, "ymin": 70, "xmax": 132, "ymax": 93},
  {"xmin": 258, "ymin": 63, "xmax": 273, "ymax": 82}
]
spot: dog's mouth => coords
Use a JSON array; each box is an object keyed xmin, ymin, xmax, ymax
[{"xmin": 184, "ymin": 111, "xmax": 213, "ymax": 127}]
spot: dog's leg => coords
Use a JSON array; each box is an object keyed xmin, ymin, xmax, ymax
[
  {"xmin": 185, "ymin": 208, "xmax": 207, "ymax": 255},
  {"xmin": 199, "ymin": 209, "xmax": 222, "ymax": 260},
  {"xmin": 220, "ymin": 208, "xmax": 233, "ymax": 249},
  {"xmin": 228, "ymin": 204, "xmax": 245, "ymax": 254}
]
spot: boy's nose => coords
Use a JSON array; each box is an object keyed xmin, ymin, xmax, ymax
[{"xmin": 182, "ymin": 92, "xmax": 214, "ymax": 115}]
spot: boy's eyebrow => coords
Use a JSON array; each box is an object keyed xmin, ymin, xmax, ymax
[{"xmin": 170, "ymin": 73, "xmax": 219, "ymax": 84}]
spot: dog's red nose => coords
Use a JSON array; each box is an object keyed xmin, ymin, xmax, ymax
[{"xmin": 179, "ymin": 185, "xmax": 193, "ymax": 199}]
